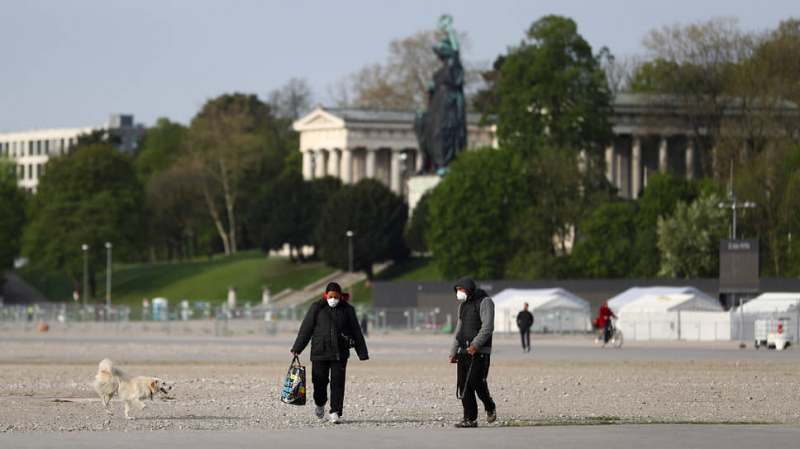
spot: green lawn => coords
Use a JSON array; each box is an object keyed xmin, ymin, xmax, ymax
[{"xmin": 19, "ymin": 251, "xmax": 336, "ymax": 308}]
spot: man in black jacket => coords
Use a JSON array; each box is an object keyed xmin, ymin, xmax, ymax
[
  {"xmin": 449, "ymin": 275, "xmax": 497, "ymax": 428},
  {"xmin": 291, "ymin": 282, "xmax": 368, "ymax": 424},
  {"xmin": 517, "ymin": 302, "xmax": 534, "ymax": 352}
]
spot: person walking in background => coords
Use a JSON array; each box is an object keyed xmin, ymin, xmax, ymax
[
  {"xmin": 291, "ymin": 282, "xmax": 368, "ymax": 424},
  {"xmin": 516, "ymin": 302, "xmax": 534, "ymax": 353},
  {"xmin": 449, "ymin": 275, "xmax": 497, "ymax": 428},
  {"xmin": 597, "ymin": 301, "xmax": 617, "ymax": 346}
]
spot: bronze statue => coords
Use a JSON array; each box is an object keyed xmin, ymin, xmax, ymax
[{"xmin": 416, "ymin": 14, "xmax": 467, "ymax": 175}]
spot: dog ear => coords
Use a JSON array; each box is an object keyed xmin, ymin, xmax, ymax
[{"xmin": 150, "ymin": 380, "xmax": 157, "ymax": 391}]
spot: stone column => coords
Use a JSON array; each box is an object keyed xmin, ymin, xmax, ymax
[
  {"xmin": 366, "ymin": 148, "xmax": 377, "ymax": 179},
  {"xmin": 390, "ymin": 149, "xmax": 403, "ymax": 195},
  {"xmin": 605, "ymin": 145, "xmax": 614, "ymax": 185},
  {"xmin": 415, "ymin": 149, "xmax": 423, "ymax": 172},
  {"xmin": 314, "ymin": 149, "xmax": 326, "ymax": 178},
  {"xmin": 631, "ymin": 136, "xmax": 641, "ymax": 200},
  {"xmin": 327, "ymin": 149, "xmax": 340, "ymax": 178},
  {"xmin": 658, "ymin": 137, "xmax": 668, "ymax": 172},
  {"xmin": 302, "ymin": 150, "xmax": 313, "ymax": 180},
  {"xmin": 341, "ymin": 148, "xmax": 353, "ymax": 184},
  {"xmin": 685, "ymin": 138, "xmax": 695, "ymax": 179}
]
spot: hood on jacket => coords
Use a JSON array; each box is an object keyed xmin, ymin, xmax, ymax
[
  {"xmin": 454, "ymin": 276, "xmax": 477, "ymax": 296},
  {"xmin": 323, "ymin": 292, "xmax": 350, "ymax": 302}
]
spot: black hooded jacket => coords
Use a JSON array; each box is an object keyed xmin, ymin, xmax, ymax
[
  {"xmin": 450, "ymin": 276, "xmax": 495, "ymax": 356},
  {"xmin": 291, "ymin": 299, "xmax": 369, "ymax": 362}
]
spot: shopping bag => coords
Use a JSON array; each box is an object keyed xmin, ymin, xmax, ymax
[{"xmin": 280, "ymin": 355, "xmax": 306, "ymax": 405}]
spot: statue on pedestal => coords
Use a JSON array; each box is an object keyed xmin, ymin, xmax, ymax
[{"xmin": 415, "ymin": 14, "xmax": 467, "ymax": 175}]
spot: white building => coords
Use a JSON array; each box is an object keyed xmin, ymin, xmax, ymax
[{"xmin": 0, "ymin": 114, "xmax": 145, "ymax": 193}]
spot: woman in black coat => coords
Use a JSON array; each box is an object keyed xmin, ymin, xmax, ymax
[{"xmin": 291, "ymin": 282, "xmax": 368, "ymax": 424}]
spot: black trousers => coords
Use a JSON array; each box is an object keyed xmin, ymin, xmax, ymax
[
  {"xmin": 312, "ymin": 360, "xmax": 348, "ymax": 415},
  {"xmin": 456, "ymin": 353, "xmax": 495, "ymax": 421},
  {"xmin": 519, "ymin": 327, "xmax": 531, "ymax": 349},
  {"xmin": 603, "ymin": 322, "xmax": 612, "ymax": 343}
]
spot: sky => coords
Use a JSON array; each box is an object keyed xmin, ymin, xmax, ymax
[{"xmin": 0, "ymin": 0, "xmax": 797, "ymax": 131}]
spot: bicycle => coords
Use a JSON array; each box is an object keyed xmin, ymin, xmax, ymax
[{"xmin": 594, "ymin": 319, "xmax": 623, "ymax": 348}]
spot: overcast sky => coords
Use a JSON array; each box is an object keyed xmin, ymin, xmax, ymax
[{"xmin": 1, "ymin": 0, "xmax": 797, "ymax": 131}]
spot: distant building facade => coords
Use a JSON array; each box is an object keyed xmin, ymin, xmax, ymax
[
  {"xmin": 293, "ymin": 94, "xmax": 722, "ymax": 200},
  {"xmin": 0, "ymin": 114, "xmax": 145, "ymax": 193}
]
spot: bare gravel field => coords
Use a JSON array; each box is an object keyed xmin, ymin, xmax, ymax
[{"xmin": 1, "ymin": 335, "xmax": 799, "ymax": 433}]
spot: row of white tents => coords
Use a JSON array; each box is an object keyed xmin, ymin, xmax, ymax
[{"xmin": 491, "ymin": 286, "xmax": 800, "ymax": 342}]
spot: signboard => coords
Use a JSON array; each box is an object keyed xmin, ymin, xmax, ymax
[{"xmin": 719, "ymin": 239, "xmax": 759, "ymax": 292}]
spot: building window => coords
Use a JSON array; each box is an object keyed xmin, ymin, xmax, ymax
[
  {"xmin": 28, "ymin": 164, "xmax": 32, "ymax": 179},
  {"xmin": 12, "ymin": 142, "xmax": 16, "ymax": 156},
  {"xmin": 28, "ymin": 141, "xmax": 33, "ymax": 156},
  {"xmin": 18, "ymin": 165, "xmax": 23, "ymax": 179},
  {"xmin": 36, "ymin": 164, "xmax": 42, "ymax": 179},
  {"xmin": 45, "ymin": 140, "xmax": 50, "ymax": 155},
  {"xmin": 59, "ymin": 139, "xmax": 65, "ymax": 154}
]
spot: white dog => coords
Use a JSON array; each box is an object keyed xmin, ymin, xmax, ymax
[{"xmin": 92, "ymin": 358, "xmax": 172, "ymax": 419}]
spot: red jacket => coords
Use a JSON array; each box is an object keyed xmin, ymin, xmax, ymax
[{"xmin": 597, "ymin": 304, "xmax": 616, "ymax": 328}]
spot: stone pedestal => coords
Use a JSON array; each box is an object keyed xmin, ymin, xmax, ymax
[
  {"xmin": 227, "ymin": 286, "xmax": 237, "ymax": 309},
  {"xmin": 407, "ymin": 175, "xmax": 442, "ymax": 217}
]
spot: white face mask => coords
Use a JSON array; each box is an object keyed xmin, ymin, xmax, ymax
[
  {"xmin": 456, "ymin": 291, "xmax": 468, "ymax": 302},
  {"xmin": 327, "ymin": 297, "xmax": 340, "ymax": 307}
]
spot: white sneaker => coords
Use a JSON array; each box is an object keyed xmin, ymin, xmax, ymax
[
  {"xmin": 315, "ymin": 405, "xmax": 324, "ymax": 419},
  {"xmin": 329, "ymin": 412, "xmax": 341, "ymax": 424}
]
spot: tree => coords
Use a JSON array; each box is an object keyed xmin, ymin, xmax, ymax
[
  {"xmin": 494, "ymin": 15, "xmax": 614, "ymax": 158},
  {"xmin": 426, "ymin": 147, "xmax": 526, "ymax": 279},
  {"xmin": 145, "ymin": 166, "xmax": 206, "ymax": 262},
  {"xmin": 627, "ymin": 172, "xmax": 711, "ymax": 277},
  {"xmin": 22, "ymin": 145, "xmax": 146, "ymax": 297},
  {"xmin": 134, "ymin": 118, "xmax": 187, "ymax": 183},
  {"xmin": 0, "ymin": 157, "xmax": 26, "ymax": 272},
  {"xmin": 570, "ymin": 202, "xmax": 637, "ymax": 278},
  {"xmin": 185, "ymin": 93, "xmax": 278, "ymax": 256},
  {"xmin": 316, "ymin": 179, "xmax": 408, "ymax": 279},
  {"xmin": 267, "ymin": 77, "xmax": 314, "ymax": 121},
  {"xmin": 658, "ymin": 193, "xmax": 727, "ymax": 278}
]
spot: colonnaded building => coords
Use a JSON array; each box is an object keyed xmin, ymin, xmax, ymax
[
  {"xmin": 293, "ymin": 93, "xmax": 708, "ymax": 201},
  {"xmin": 0, "ymin": 114, "xmax": 145, "ymax": 194}
]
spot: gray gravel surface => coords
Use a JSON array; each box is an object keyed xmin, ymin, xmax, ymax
[{"xmin": 1, "ymin": 335, "xmax": 799, "ymax": 434}]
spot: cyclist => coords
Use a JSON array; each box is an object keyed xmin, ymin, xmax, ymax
[{"xmin": 597, "ymin": 301, "xmax": 616, "ymax": 346}]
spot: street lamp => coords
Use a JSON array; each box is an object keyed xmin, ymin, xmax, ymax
[
  {"xmin": 105, "ymin": 242, "xmax": 112, "ymax": 311},
  {"xmin": 81, "ymin": 244, "xmax": 89, "ymax": 307},
  {"xmin": 346, "ymin": 230, "xmax": 354, "ymax": 277}
]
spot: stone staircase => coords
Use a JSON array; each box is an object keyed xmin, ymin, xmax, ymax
[{"xmin": 269, "ymin": 262, "xmax": 392, "ymax": 309}]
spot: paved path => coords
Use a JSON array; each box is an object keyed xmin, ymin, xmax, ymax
[{"xmin": 4, "ymin": 425, "xmax": 799, "ymax": 449}]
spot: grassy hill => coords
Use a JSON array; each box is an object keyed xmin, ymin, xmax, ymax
[
  {"xmin": 349, "ymin": 257, "xmax": 442, "ymax": 306},
  {"xmin": 18, "ymin": 251, "xmax": 336, "ymax": 308}
]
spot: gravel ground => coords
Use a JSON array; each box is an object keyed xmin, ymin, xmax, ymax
[{"xmin": 1, "ymin": 338, "xmax": 799, "ymax": 433}]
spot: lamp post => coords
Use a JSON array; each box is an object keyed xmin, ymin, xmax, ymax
[
  {"xmin": 81, "ymin": 244, "xmax": 89, "ymax": 307},
  {"xmin": 105, "ymin": 242, "xmax": 112, "ymax": 311},
  {"xmin": 346, "ymin": 230, "xmax": 354, "ymax": 277}
]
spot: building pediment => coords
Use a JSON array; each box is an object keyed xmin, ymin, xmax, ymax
[{"xmin": 292, "ymin": 106, "xmax": 345, "ymax": 131}]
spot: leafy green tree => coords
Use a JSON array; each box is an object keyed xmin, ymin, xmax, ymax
[
  {"xmin": 134, "ymin": 118, "xmax": 187, "ymax": 183},
  {"xmin": 629, "ymin": 172, "xmax": 711, "ymax": 277},
  {"xmin": 404, "ymin": 190, "xmax": 432, "ymax": 254},
  {"xmin": 185, "ymin": 93, "xmax": 285, "ymax": 255},
  {"xmin": 316, "ymin": 179, "xmax": 407, "ymax": 279},
  {"xmin": 145, "ymin": 166, "xmax": 206, "ymax": 262},
  {"xmin": 427, "ymin": 147, "xmax": 526, "ymax": 279},
  {"xmin": 0, "ymin": 157, "xmax": 26, "ymax": 272},
  {"xmin": 23, "ymin": 145, "xmax": 146, "ymax": 297},
  {"xmin": 494, "ymin": 15, "xmax": 614, "ymax": 159},
  {"xmin": 657, "ymin": 193, "xmax": 727, "ymax": 278},
  {"xmin": 570, "ymin": 202, "xmax": 637, "ymax": 278}
]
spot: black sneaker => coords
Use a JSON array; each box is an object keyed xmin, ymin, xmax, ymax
[
  {"xmin": 487, "ymin": 409, "xmax": 497, "ymax": 423},
  {"xmin": 454, "ymin": 419, "xmax": 477, "ymax": 428}
]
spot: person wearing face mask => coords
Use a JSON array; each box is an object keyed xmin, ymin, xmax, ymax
[
  {"xmin": 291, "ymin": 282, "xmax": 368, "ymax": 424},
  {"xmin": 449, "ymin": 275, "xmax": 497, "ymax": 428}
]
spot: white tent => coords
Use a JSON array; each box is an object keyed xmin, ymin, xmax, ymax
[
  {"xmin": 607, "ymin": 286, "xmax": 717, "ymax": 314},
  {"xmin": 492, "ymin": 288, "xmax": 590, "ymax": 334},
  {"xmin": 617, "ymin": 292, "xmax": 727, "ymax": 341},
  {"xmin": 731, "ymin": 293, "xmax": 800, "ymax": 343}
]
